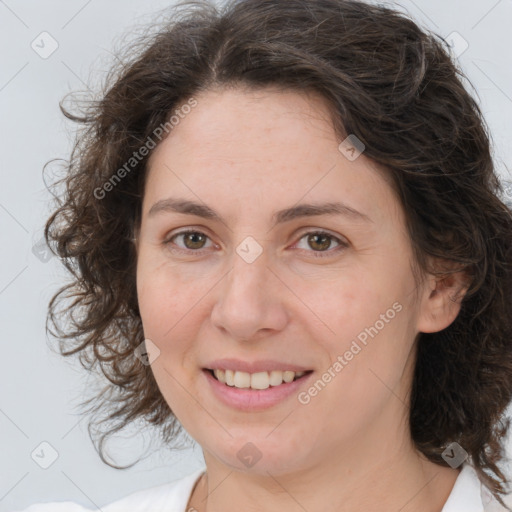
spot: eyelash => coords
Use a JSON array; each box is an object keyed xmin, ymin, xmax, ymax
[{"xmin": 163, "ymin": 229, "xmax": 349, "ymax": 258}]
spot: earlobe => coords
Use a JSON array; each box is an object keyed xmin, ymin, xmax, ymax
[{"xmin": 416, "ymin": 269, "xmax": 470, "ymax": 334}]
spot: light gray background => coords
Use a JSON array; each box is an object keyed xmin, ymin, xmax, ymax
[{"xmin": 1, "ymin": 1, "xmax": 511, "ymax": 510}]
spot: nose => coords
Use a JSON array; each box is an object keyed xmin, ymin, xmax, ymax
[{"xmin": 210, "ymin": 247, "xmax": 289, "ymax": 342}]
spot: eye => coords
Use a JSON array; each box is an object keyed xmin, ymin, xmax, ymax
[
  {"xmin": 163, "ymin": 229, "xmax": 348, "ymax": 257},
  {"xmin": 164, "ymin": 230, "xmax": 214, "ymax": 254},
  {"xmin": 293, "ymin": 230, "xmax": 348, "ymax": 257}
]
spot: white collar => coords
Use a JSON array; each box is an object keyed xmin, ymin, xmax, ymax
[{"xmin": 441, "ymin": 463, "xmax": 511, "ymax": 511}]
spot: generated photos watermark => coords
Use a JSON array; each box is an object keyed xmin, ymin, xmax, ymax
[
  {"xmin": 93, "ymin": 97, "xmax": 198, "ymax": 200},
  {"xmin": 297, "ymin": 301, "xmax": 403, "ymax": 405}
]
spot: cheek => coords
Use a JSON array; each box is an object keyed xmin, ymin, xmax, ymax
[
  {"xmin": 136, "ymin": 255, "xmax": 207, "ymax": 338},
  {"xmin": 136, "ymin": 267, "xmax": 204, "ymax": 407},
  {"xmin": 295, "ymin": 267, "xmax": 399, "ymax": 345},
  {"xmin": 301, "ymin": 264, "xmax": 416, "ymax": 388},
  {"xmin": 300, "ymin": 304, "xmax": 414, "ymax": 442}
]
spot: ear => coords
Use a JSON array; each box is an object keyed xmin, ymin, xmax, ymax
[{"xmin": 416, "ymin": 263, "xmax": 471, "ymax": 334}]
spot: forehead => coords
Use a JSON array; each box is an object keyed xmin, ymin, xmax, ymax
[
  {"xmin": 143, "ymin": 86, "xmax": 402, "ymax": 227},
  {"xmin": 149, "ymin": 86, "xmax": 339, "ymax": 165}
]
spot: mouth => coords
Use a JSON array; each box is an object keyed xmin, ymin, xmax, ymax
[{"xmin": 203, "ymin": 368, "xmax": 314, "ymax": 390}]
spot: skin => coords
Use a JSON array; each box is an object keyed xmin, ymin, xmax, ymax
[{"xmin": 134, "ymin": 86, "xmax": 467, "ymax": 512}]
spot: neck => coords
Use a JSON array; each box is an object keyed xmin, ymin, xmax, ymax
[{"xmin": 188, "ymin": 444, "xmax": 460, "ymax": 512}]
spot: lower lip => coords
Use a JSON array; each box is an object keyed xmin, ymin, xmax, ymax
[{"xmin": 202, "ymin": 369, "xmax": 313, "ymax": 412}]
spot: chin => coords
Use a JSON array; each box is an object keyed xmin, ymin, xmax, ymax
[{"xmin": 204, "ymin": 437, "xmax": 313, "ymax": 476}]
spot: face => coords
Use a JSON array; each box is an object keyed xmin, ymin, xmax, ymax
[{"xmin": 135, "ymin": 86, "xmax": 434, "ymax": 476}]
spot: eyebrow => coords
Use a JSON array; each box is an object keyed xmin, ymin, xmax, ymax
[{"xmin": 147, "ymin": 198, "xmax": 372, "ymax": 226}]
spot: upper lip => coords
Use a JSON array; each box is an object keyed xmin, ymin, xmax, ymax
[{"xmin": 204, "ymin": 358, "xmax": 313, "ymax": 373}]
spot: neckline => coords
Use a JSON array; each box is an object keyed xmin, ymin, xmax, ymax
[
  {"xmin": 185, "ymin": 469, "xmax": 207, "ymax": 510},
  {"xmin": 179, "ymin": 463, "xmax": 490, "ymax": 511}
]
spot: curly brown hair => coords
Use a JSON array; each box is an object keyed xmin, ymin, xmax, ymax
[{"xmin": 44, "ymin": 0, "xmax": 512, "ymax": 506}]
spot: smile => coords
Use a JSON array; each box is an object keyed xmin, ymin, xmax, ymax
[{"xmin": 206, "ymin": 368, "xmax": 312, "ymax": 390}]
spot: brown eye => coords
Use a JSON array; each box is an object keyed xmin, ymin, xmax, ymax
[
  {"xmin": 181, "ymin": 232, "xmax": 207, "ymax": 250},
  {"xmin": 165, "ymin": 231, "xmax": 213, "ymax": 252},
  {"xmin": 294, "ymin": 230, "xmax": 348, "ymax": 257},
  {"xmin": 307, "ymin": 233, "xmax": 332, "ymax": 251}
]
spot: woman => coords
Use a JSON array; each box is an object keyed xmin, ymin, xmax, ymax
[{"xmin": 19, "ymin": 0, "xmax": 512, "ymax": 510}]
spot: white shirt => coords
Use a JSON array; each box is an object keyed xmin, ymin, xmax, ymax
[{"xmin": 13, "ymin": 463, "xmax": 512, "ymax": 512}]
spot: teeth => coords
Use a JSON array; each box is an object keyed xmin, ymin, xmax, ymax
[
  {"xmin": 234, "ymin": 370, "xmax": 250, "ymax": 388},
  {"xmin": 212, "ymin": 369, "xmax": 307, "ymax": 389},
  {"xmin": 269, "ymin": 370, "xmax": 285, "ymax": 387},
  {"xmin": 224, "ymin": 369, "xmax": 234, "ymax": 386}
]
